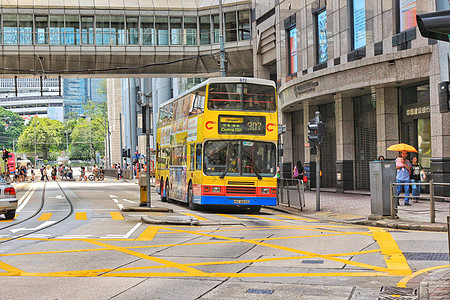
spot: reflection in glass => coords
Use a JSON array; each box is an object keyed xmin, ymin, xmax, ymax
[
  {"xmin": 3, "ymin": 14, "xmax": 18, "ymax": 45},
  {"xmin": 155, "ymin": 17, "xmax": 169, "ymax": 45},
  {"xmin": 200, "ymin": 16, "xmax": 210, "ymax": 45},
  {"xmin": 111, "ymin": 16, "xmax": 125, "ymax": 45},
  {"xmin": 141, "ymin": 16, "xmax": 154, "ymax": 45},
  {"xmin": 127, "ymin": 17, "xmax": 138, "ymax": 45},
  {"xmin": 19, "ymin": 15, "xmax": 33, "ymax": 45},
  {"xmin": 225, "ymin": 12, "xmax": 237, "ymax": 42},
  {"xmin": 35, "ymin": 16, "xmax": 48, "ymax": 44},
  {"xmin": 50, "ymin": 15, "xmax": 64, "ymax": 45},
  {"xmin": 65, "ymin": 15, "xmax": 80, "ymax": 45},
  {"xmin": 184, "ymin": 17, "xmax": 197, "ymax": 45},
  {"xmin": 81, "ymin": 16, "xmax": 94, "ymax": 44},
  {"xmin": 170, "ymin": 17, "xmax": 182, "ymax": 45},
  {"xmin": 96, "ymin": 16, "xmax": 110, "ymax": 45},
  {"xmin": 238, "ymin": 11, "xmax": 250, "ymax": 40},
  {"xmin": 213, "ymin": 15, "xmax": 220, "ymax": 43}
]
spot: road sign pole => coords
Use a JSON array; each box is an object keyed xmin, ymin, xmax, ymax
[
  {"xmin": 316, "ymin": 145, "xmax": 320, "ymax": 211},
  {"xmin": 146, "ymin": 132, "xmax": 151, "ymax": 207}
]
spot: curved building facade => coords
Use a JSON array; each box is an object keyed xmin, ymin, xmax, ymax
[{"xmin": 253, "ymin": 0, "xmax": 449, "ymax": 195}]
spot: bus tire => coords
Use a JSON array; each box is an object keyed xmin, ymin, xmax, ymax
[
  {"xmin": 4, "ymin": 209, "xmax": 15, "ymax": 220},
  {"xmin": 188, "ymin": 182, "xmax": 199, "ymax": 210},
  {"xmin": 248, "ymin": 205, "xmax": 261, "ymax": 213}
]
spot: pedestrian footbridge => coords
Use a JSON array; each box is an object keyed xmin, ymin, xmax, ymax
[{"xmin": 0, "ymin": 0, "xmax": 252, "ymax": 77}]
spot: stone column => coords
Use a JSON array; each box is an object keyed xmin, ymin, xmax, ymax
[
  {"xmin": 281, "ymin": 111, "xmax": 293, "ymax": 165},
  {"xmin": 306, "ymin": 102, "xmax": 319, "ymax": 187},
  {"xmin": 376, "ymin": 87, "xmax": 400, "ymax": 160},
  {"xmin": 335, "ymin": 94, "xmax": 355, "ymax": 192},
  {"xmin": 303, "ymin": 100, "xmax": 311, "ymax": 165}
]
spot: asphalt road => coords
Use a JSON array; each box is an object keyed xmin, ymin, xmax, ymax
[{"xmin": 0, "ymin": 180, "xmax": 448, "ymax": 300}]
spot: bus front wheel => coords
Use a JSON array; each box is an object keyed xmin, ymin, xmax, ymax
[
  {"xmin": 248, "ymin": 205, "xmax": 261, "ymax": 213},
  {"xmin": 188, "ymin": 183, "xmax": 199, "ymax": 210}
]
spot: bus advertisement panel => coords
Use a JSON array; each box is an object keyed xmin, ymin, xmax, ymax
[{"xmin": 155, "ymin": 77, "xmax": 278, "ymax": 212}]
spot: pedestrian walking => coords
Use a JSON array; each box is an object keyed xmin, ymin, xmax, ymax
[
  {"xmin": 292, "ymin": 160, "xmax": 303, "ymax": 180},
  {"xmin": 42, "ymin": 166, "xmax": 49, "ymax": 181},
  {"xmin": 378, "ymin": 155, "xmax": 385, "ymax": 161},
  {"xmin": 80, "ymin": 166, "xmax": 87, "ymax": 181},
  {"xmin": 410, "ymin": 156, "xmax": 426, "ymax": 203},
  {"xmin": 117, "ymin": 166, "xmax": 123, "ymax": 180},
  {"xmin": 396, "ymin": 150, "xmax": 412, "ymax": 205},
  {"xmin": 30, "ymin": 168, "xmax": 35, "ymax": 181}
]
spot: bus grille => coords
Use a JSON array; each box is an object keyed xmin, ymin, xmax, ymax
[
  {"xmin": 226, "ymin": 186, "xmax": 257, "ymax": 194},
  {"xmin": 227, "ymin": 181, "xmax": 255, "ymax": 186}
]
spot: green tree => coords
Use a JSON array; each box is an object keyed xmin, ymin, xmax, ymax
[
  {"xmin": 18, "ymin": 117, "xmax": 64, "ymax": 160},
  {"xmin": 0, "ymin": 107, "xmax": 25, "ymax": 150}
]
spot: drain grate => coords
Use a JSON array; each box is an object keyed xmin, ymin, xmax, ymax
[
  {"xmin": 246, "ymin": 289, "xmax": 274, "ymax": 295},
  {"xmin": 302, "ymin": 260, "xmax": 324, "ymax": 264},
  {"xmin": 403, "ymin": 252, "xmax": 449, "ymax": 261},
  {"xmin": 379, "ymin": 286, "xmax": 417, "ymax": 300}
]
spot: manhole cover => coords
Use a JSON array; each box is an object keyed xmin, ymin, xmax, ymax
[
  {"xmin": 378, "ymin": 286, "xmax": 417, "ymax": 300},
  {"xmin": 246, "ymin": 289, "xmax": 274, "ymax": 295},
  {"xmin": 403, "ymin": 252, "xmax": 449, "ymax": 261}
]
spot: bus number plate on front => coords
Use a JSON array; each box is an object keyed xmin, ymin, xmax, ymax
[{"xmin": 234, "ymin": 199, "xmax": 250, "ymax": 204}]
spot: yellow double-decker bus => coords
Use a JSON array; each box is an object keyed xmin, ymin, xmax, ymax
[{"xmin": 155, "ymin": 77, "xmax": 278, "ymax": 212}]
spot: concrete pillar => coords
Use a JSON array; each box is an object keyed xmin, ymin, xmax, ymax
[
  {"xmin": 107, "ymin": 78, "xmax": 123, "ymax": 166},
  {"xmin": 281, "ymin": 111, "xmax": 293, "ymax": 165},
  {"xmin": 303, "ymin": 100, "xmax": 311, "ymax": 165},
  {"xmin": 335, "ymin": 94, "xmax": 355, "ymax": 192},
  {"xmin": 376, "ymin": 87, "xmax": 400, "ymax": 160}
]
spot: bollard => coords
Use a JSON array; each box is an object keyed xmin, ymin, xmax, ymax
[
  {"xmin": 140, "ymin": 186, "xmax": 147, "ymax": 206},
  {"xmin": 430, "ymin": 179, "xmax": 435, "ymax": 223},
  {"xmin": 390, "ymin": 182, "xmax": 396, "ymax": 218}
]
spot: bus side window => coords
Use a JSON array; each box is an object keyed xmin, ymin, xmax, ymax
[
  {"xmin": 189, "ymin": 144, "xmax": 195, "ymax": 171},
  {"xmin": 196, "ymin": 144, "xmax": 202, "ymax": 170}
]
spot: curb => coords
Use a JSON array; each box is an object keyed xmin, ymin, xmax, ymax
[
  {"xmin": 122, "ymin": 207, "xmax": 173, "ymax": 213},
  {"xmin": 141, "ymin": 215, "xmax": 199, "ymax": 225}
]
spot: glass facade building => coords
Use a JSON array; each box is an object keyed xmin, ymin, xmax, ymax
[{"xmin": 63, "ymin": 79, "xmax": 106, "ymax": 117}]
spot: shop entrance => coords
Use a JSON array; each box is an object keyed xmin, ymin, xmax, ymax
[
  {"xmin": 319, "ymin": 103, "xmax": 336, "ymax": 188},
  {"xmin": 353, "ymin": 93, "xmax": 377, "ymax": 190}
]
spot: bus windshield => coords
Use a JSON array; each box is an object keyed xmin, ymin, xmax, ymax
[
  {"xmin": 208, "ymin": 83, "xmax": 276, "ymax": 112},
  {"xmin": 203, "ymin": 140, "xmax": 276, "ymax": 177}
]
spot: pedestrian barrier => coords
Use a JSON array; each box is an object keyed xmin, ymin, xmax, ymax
[
  {"xmin": 277, "ymin": 178, "xmax": 305, "ymax": 210},
  {"xmin": 390, "ymin": 179, "xmax": 450, "ymax": 223}
]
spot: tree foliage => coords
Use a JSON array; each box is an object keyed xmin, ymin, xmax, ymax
[
  {"xmin": 18, "ymin": 117, "xmax": 64, "ymax": 159},
  {"xmin": 0, "ymin": 107, "xmax": 25, "ymax": 150}
]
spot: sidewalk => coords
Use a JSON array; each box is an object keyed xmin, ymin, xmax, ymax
[
  {"xmin": 275, "ymin": 190, "xmax": 450, "ymax": 232},
  {"xmin": 418, "ymin": 266, "xmax": 450, "ymax": 300}
]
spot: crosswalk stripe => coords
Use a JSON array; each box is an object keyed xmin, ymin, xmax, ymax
[
  {"xmin": 246, "ymin": 214, "xmax": 282, "ymax": 222},
  {"xmin": 110, "ymin": 212, "xmax": 124, "ymax": 220},
  {"xmin": 38, "ymin": 213, "xmax": 53, "ymax": 221},
  {"xmin": 216, "ymin": 213, "xmax": 245, "ymax": 220},
  {"xmin": 182, "ymin": 212, "xmax": 208, "ymax": 221},
  {"xmin": 75, "ymin": 212, "xmax": 87, "ymax": 220}
]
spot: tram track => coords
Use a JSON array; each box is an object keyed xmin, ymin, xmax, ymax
[{"xmin": 0, "ymin": 181, "xmax": 74, "ymax": 244}]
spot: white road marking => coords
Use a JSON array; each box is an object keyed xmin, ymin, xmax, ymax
[
  {"xmin": 10, "ymin": 221, "xmax": 57, "ymax": 233},
  {"xmin": 112, "ymin": 199, "xmax": 119, "ymax": 203},
  {"xmin": 27, "ymin": 234, "xmax": 51, "ymax": 238},
  {"xmin": 47, "ymin": 195, "xmax": 66, "ymax": 200},
  {"xmin": 56, "ymin": 235, "xmax": 93, "ymax": 239},
  {"xmin": 100, "ymin": 222, "xmax": 142, "ymax": 239},
  {"xmin": 122, "ymin": 198, "xmax": 137, "ymax": 204},
  {"xmin": 109, "ymin": 195, "xmax": 117, "ymax": 198},
  {"xmin": 117, "ymin": 204, "xmax": 124, "ymax": 210},
  {"xmin": 17, "ymin": 185, "xmax": 38, "ymax": 212},
  {"xmin": 0, "ymin": 235, "xmax": 10, "ymax": 238}
]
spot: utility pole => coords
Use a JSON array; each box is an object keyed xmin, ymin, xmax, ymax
[
  {"xmin": 315, "ymin": 112, "xmax": 321, "ymax": 211},
  {"xmin": 34, "ymin": 122, "xmax": 37, "ymax": 168},
  {"xmin": 219, "ymin": 0, "xmax": 227, "ymax": 77},
  {"xmin": 308, "ymin": 111, "xmax": 325, "ymax": 211},
  {"xmin": 119, "ymin": 112, "xmax": 123, "ymax": 167}
]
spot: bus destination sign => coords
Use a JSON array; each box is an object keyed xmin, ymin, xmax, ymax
[{"xmin": 218, "ymin": 115, "xmax": 266, "ymax": 135}]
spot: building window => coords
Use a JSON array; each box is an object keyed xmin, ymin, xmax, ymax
[
  {"xmin": 213, "ymin": 15, "xmax": 220, "ymax": 43},
  {"xmin": 225, "ymin": 12, "xmax": 237, "ymax": 42},
  {"xmin": 287, "ymin": 26, "xmax": 297, "ymax": 75},
  {"xmin": 238, "ymin": 11, "xmax": 250, "ymax": 40},
  {"xmin": 399, "ymin": 0, "xmax": 417, "ymax": 32},
  {"xmin": 170, "ymin": 17, "xmax": 182, "ymax": 45},
  {"xmin": 81, "ymin": 16, "xmax": 94, "ymax": 44},
  {"xmin": 110, "ymin": 16, "xmax": 125, "ymax": 45},
  {"xmin": 316, "ymin": 9, "xmax": 327, "ymax": 64},
  {"xmin": 184, "ymin": 17, "xmax": 197, "ymax": 46},
  {"xmin": 155, "ymin": 17, "xmax": 169, "ymax": 45},
  {"xmin": 127, "ymin": 17, "xmax": 139, "ymax": 45},
  {"xmin": 50, "ymin": 15, "xmax": 64, "ymax": 45},
  {"xmin": 351, "ymin": 0, "xmax": 366, "ymax": 50},
  {"xmin": 200, "ymin": 16, "xmax": 211, "ymax": 45},
  {"xmin": 35, "ymin": 16, "xmax": 48, "ymax": 44},
  {"xmin": 96, "ymin": 16, "xmax": 110, "ymax": 45},
  {"xmin": 141, "ymin": 16, "xmax": 155, "ymax": 46},
  {"xmin": 65, "ymin": 15, "xmax": 80, "ymax": 45},
  {"xmin": 3, "ymin": 14, "xmax": 17, "ymax": 45}
]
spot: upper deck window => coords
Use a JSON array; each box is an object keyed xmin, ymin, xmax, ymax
[{"xmin": 208, "ymin": 83, "xmax": 276, "ymax": 112}]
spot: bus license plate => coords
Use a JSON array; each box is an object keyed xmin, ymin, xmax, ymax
[{"xmin": 234, "ymin": 200, "xmax": 250, "ymax": 204}]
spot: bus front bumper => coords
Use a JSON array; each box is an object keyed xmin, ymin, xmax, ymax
[{"xmin": 198, "ymin": 196, "xmax": 276, "ymax": 206}]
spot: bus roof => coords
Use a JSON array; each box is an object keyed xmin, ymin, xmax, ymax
[{"xmin": 158, "ymin": 77, "xmax": 276, "ymax": 109}]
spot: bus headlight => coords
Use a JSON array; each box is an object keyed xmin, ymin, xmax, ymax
[
  {"xmin": 261, "ymin": 188, "xmax": 270, "ymax": 194},
  {"xmin": 212, "ymin": 187, "xmax": 221, "ymax": 193}
]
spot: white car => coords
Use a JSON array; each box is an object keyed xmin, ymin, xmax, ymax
[{"xmin": 0, "ymin": 177, "xmax": 17, "ymax": 220}]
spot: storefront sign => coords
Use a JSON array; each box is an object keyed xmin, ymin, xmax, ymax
[
  {"xmin": 405, "ymin": 106, "xmax": 430, "ymax": 116},
  {"xmin": 294, "ymin": 81, "xmax": 319, "ymax": 97},
  {"xmin": 402, "ymin": 104, "xmax": 430, "ymax": 120}
]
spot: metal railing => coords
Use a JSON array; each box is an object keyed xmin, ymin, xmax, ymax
[
  {"xmin": 277, "ymin": 178, "xmax": 305, "ymax": 210},
  {"xmin": 390, "ymin": 179, "xmax": 450, "ymax": 223}
]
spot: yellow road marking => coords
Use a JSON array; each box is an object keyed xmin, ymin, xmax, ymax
[
  {"xmin": 136, "ymin": 226, "xmax": 160, "ymax": 241},
  {"xmin": 38, "ymin": 213, "xmax": 52, "ymax": 221},
  {"xmin": 397, "ymin": 264, "xmax": 450, "ymax": 287},
  {"xmin": 370, "ymin": 228, "xmax": 411, "ymax": 275},
  {"xmin": 110, "ymin": 212, "xmax": 124, "ymax": 220},
  {"xmin": 75, "ymin": 212, "xmax": 87, "ymax": 220},
  {"xmin": 216, "ymin": 213, "xmax": 245, "ymax": 220},
  {"xmin": 85, "ymin": 239, "xmax": 206, "ymax": 276},
  {"xmin": 276, "ymin": 215, "xmax": 318, "ymax": 222},
  {"xmin": 182, "ymin": 213, "xmax": 208, "ymax": 221},
  {"xmin": 0, "ymin": 214, "xmax": 19, "ymax": 222},
  {"xmin": 246, "ymin": 214, "xmax": 282, "ymax": 221},
  {"xmin": 164, "ymin": 227, "xmax": 391, "ymax": 274},
  {"xmin": 0, "ymin": 260, "xmax": 24, "ymax": 275}
]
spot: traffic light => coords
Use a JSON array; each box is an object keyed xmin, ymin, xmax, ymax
[
  {"xmin": 2, "ymin": 150, "xmax": 9, "ymax": 161},
  {"xmin": 127, "ymin": 149, "xmax": 131, "ymax": 158},
  {"xmin": 122, "ymin": 149, "xmax": 127, "ymax": 158},
  {"xmin": 416, "ymin": 10, "xmax": 450, "ymax": 42},
  {"xmin": 308, "ymin": 119, "xmax": 318, "ymax": 147}
]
